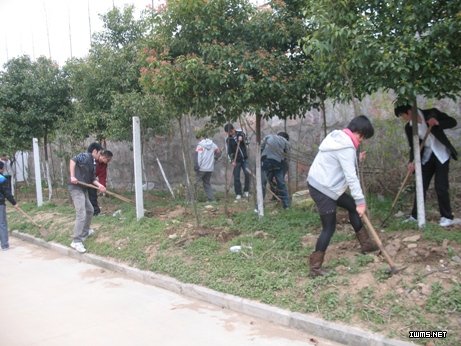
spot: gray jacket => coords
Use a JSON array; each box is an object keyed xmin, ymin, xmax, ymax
[{"xmin": 261, "ymin": 134, "xmax": 290, "ymax": 162}]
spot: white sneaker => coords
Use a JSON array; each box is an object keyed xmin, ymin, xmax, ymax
[
  {"xmin": 235, "ymin": 195, "xmax": 242, "ymax": 200},
  {"xmin": 439, "ymin": 217, "xmax": 454, "ymax": 227},
  {"xmin": 82, "ymin": 229, "xmax": 95, "ymax": 241},
  {"xmin": 403, "ymin": 216, "xmax": 417, "ymax": 223},
  {"xmin": 243, "ymin": 192, "xmax": 249, "ymax": 198},
  {"xmin": 70, "ymin": 241, "xmax": 86, "ymax": 253}
]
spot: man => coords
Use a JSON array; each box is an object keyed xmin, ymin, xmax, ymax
[
  {"xmin": 261, "ymin": 132, "xmax": 290, "ymax": 209},
  {"xmin": 224, "ymin": 123, "xmax": 250, "ymax": 200},
  {"xmin": 89, "ymin": 150, "xmax": 113, "ymax": 216},
  {"xmin": 194, "ymin": 132, "xmax": 221, "ymax": 202},
  {"xmin": 68, "ymin": 142, "xmax": 107, "ymax": 253},
  {"xmin": 394, "ymin": 105, "xmax": 457, "ymax": 227}
]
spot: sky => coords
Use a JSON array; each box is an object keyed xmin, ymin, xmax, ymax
[{"xmin": 0, "ymin": 0, "xmax": 157, "ymax": 68}]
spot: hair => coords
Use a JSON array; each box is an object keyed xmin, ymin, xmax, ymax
[
  {"xmin": 101, "ymin": 150, "xmax": 113, "ymax": 158},
  {"xmin": 394, "ymin": 104, "xmax": 412, "ymax": 117},
  {"xmin": 223, "ymin": 123, "xmax": 234, "ymax": 133},
  {"xmin": 0, "ymin": 161, "xmax": 4, "ymax": 170},
  {"xmin": 87, "ymin": 142, "xmax": 103, "ymax": 153},
  {"xmin": 277, "ymin": 132, "xmax": 289, "ymax": 141},
  {"xmin": 346, "ymin": 115, "xmax": 374, "ymax": 139}
]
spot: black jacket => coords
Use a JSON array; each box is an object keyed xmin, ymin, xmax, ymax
[
  {"xmin": 0, "ymin": 177, "xmax": 16, "ymax": 206},
  {"xmin": 226, "ymin": 131, "xmax": 248, "ymax": 162},
  {"xmin": 405, "ymin": 108, "xmax": 458, "ymax": 162}
]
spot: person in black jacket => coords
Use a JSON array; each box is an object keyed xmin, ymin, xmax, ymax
[
  {"xmin": 394, "ymin": 105, "xmax": 458, "ymax": 227},
  {"xmin": 224, "ymin": 124, "xmax": 250, "ymax": 200},
  {"xmin": 0, "ymin": 161, "xmax": 18, "ymax": 251}
]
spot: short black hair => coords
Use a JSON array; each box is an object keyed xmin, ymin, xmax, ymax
[
  {"xmin": 277, "ymin": 132, "xmax": 289, "ymax": 141},
  {"xmin": 223, "ymin": 123, "xmax": 234, "ymax": 133},
  {"xmin": 346, "ymin": 115, "xmax": 374, "ymax": 139},
  {"xmin": 394, "ymin": 104, "xmax": 412, "ymax": 117},
  {"xmin": 87, "ymin": 142, "xmax": 103, "ymax": 153},
  {"xmin": 101, "ymin": 150, "xmax": 113, "ymax": 158},
  {"xmin": 0, "ymin": 161, "xmax": 4, "ymax": 170}
]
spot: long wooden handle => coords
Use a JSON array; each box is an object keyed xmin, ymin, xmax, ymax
[
  {"xmin": 16, "ymin": 206, "xmax": 43, "ymax": 229},
  {"xmin": 362, "ymin": 214, "xmax": 397, "ymax": 269},
  {"xmin": 76, "ymin": 181, "xmax": 134, "ymax": 204}
]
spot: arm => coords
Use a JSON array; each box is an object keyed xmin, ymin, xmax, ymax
[
  {"xmin": 337, "ymin": 148, "xmax": 366, "ymax": 213},
  {"xmin": 69, "ymin": 159, "xmax": 78, "ymax": 184},
  {"xmin": 426, "ymin": 108, "xmax": 457, "ymax": 129}
]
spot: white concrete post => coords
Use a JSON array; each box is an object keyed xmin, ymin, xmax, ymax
[
  {"xmin": 132, "ymin": 117, "xmax": 144, "ymax": 220},
  {"xmin": 32, "ymin": 138, "xmax": 43, "ymax": 207}
]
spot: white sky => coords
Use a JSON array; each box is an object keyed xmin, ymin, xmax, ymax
[{"xmin": 0, "ymin": 0, "xmax": 156, "ymax": 68}]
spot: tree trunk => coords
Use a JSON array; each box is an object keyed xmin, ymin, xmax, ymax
[
  {"xmin": 43, "ymin": 134, "xmax": 53, "ymax": 201},
  {"xmin": 255, "ymin": 114, "xmax": 264, "ymax": 218}
]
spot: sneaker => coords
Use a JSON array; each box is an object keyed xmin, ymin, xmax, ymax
[
  {"xmin": 243, "ymin": 192, "xmax": 249, "ymax": 198},
  {"xmin": 403, "ymin": 216, "xmax": 417, "ymax": 223},
  {"xmin": 70, "ymin": 241, "xmax": 86, "ymax": 253},
  {"xmin": 82, "ymin": 229, "xmax": 95, "ymax": 241},
  {"xmin": 235, "ymin": 195, "xmax": 242, "ymax": 200},
  {"xmin": 439, "ymin": 217, "xmax": 454, "ymax": 227},
  {"xmin": 1, "ymin": 246, "xmax": 9, "ymax": 251}
]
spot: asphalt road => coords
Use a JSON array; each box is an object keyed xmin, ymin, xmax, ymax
[{"xmin": 0, "ymin": 238, "xmax": 342, "ymax": 346}]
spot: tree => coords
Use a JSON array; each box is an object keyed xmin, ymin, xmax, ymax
[{"xmin": 0, "ymin": 55, "xmax": 71, "ymax": 198}]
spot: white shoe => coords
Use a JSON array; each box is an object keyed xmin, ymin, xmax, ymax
[
  {"xmin": 235, "ymin": 195, "xmax": 242, "ymax": 200},
  {"xmin": 70, "ymin": 241, "xmax": 86, "ymax": 253},
  {"xmin": 243, "ymin": 192, "xmax": 249, "ymax": 198},
  {"xmin": 403, "ymin": 216, "xmax": 417, "ymax": 223},
  {"xmin": 439, "ymin": 217, "xmax": 454, "ymax": 227},
  {"xmin": 82, "ymin": 229, "xmax": 95, "ymax": 241}
]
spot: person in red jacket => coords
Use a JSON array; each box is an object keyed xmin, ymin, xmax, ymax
[{"xmin": 89, "ymin": 150, "xmax": 113, "ymax": 216}]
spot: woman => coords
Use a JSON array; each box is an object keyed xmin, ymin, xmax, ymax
[{"xmin": 307, "ymin": 115, "xmax": 377, "ymax": 277}]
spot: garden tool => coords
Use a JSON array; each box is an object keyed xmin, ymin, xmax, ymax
[
  {"xmin": 245, "ymin": 167, "xmax": 281, "ymax": 202},
  {"xmin": 381, "ymin": 125, "xmax": 433, "ymax": 227},
  {"xmin": 16, "ymin": 206, "xmax": 48, "ymax": 237},
  {"xmin": 77, "ymin": 181, "xmax": 134, "ymax": 204},
  {"xmin": 362, "ymin": 213, "xmax": 406, "ymax": 275}
]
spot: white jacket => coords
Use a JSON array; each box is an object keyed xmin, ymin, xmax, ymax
[
  {"xmin": 196, "ymin": 139, "xmax": 218, "ymax": 172},
  {"xmin": 307, "ymin": 130, "xmax": 365, "ymax": 205}
]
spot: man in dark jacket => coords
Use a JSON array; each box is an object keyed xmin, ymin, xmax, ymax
[
  {"xmin": 394, "ymin": 105, "xmax": 458, "ymax": 227},
  {"xmin": 224, "ymin": 124, "xmax": 250, "ymax": 200},
  {"xmin": 68, "ymin": 142, "xmax": 107, "ymax": 253},
  {"xmin": 0, "ymin": 161, "xmax": 18, "ymax": 251},
  {"xmin": 89, "ymin": 150, "xmax": 113, "ymax": 216}
]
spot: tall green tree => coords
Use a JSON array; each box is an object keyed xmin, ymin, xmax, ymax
[{"xmin": 0, "ymin": 55, "xmax": 71, "ymax": 197}]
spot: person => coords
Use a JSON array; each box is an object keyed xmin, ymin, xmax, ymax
[
  {"xmin": 68, "ymin": 142, "xmax": 107, "ymax": 253},
  {"xmin": 394, "ymin": 105, "xmax": 458, "ymax": 227},
  {"xmin": 194, "ymin": 132, "xmax": 221, "ymax": 202},
  {"xmin": 224, "ymin": 123, "xmax": 251, "ymax": 200},
  {"xmin": 0, "ymin": 154, "xmax": 13, "ymax": 176},
  {"xmin": 88, "ymin": 150, "xmax": 113, "ymax": 216},
  {"xmin": 307, "ymin": 115, "xmax": 378, "ymax": 277},
  {"xmin": 0, "ymin": 161, "xmax": 19, "ymax": 251},
  {"xmin": 261, "ymin": 132, "xmax": 290, "ymax": 209}
]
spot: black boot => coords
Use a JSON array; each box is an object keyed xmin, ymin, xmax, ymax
[
  {"xmin": 309, "ymin": 251, "xmax": 328, "ymax": 277},
  {"xmin": 355, "ymin": 228, "xmax": 378, "ymax": 253}
]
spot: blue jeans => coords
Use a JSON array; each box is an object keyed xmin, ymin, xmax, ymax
[
  {"xmin": 262, "ymin": 159, "xmax": 289, "ymax": 208},
  {"xmin": 233, "ymin": 160, "xmax": 250, "ymax": 195},
  {"xmin": 0, "ymin": 205, "xmax": 9, "ymax": 249}
]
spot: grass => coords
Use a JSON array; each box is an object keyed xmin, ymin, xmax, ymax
[{"xmin": 8, "ymin": 189, "xmax": 461, "ymax": 346}]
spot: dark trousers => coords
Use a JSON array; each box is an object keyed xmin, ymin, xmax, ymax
[
  {"xmin": 308, "ymin": 185, "xmax": 362, "ymax": 252},
  {"xmin": 262, "ymin": 159, "xmax": 289, "ymax": 208},
  {"xmin": 411, "ymin": 154, "xmax": 452, "ymax": 219},
  {"xmin": 233, "ymin": 160, "xmax": 250, "ymax": 195},
  {"xmin": 88, "ymin": 188, "xmax": 100, "ymax": 215}
]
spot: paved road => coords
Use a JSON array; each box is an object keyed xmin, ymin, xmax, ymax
[{"xmin": 0, "ymin": 238, "xmax": 342, "ymax": 346}]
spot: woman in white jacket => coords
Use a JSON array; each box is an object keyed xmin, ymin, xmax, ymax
[{"xmin": 307, "ymin": 115, "xmax": 377, "ymax": 277}]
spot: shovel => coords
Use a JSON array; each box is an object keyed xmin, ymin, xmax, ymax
[
  {"xmin": 16, "ymin": 206, "xmax": 48, "ymax": 237},
  {"xmin": 362, "ymin": 214, "xmax": 406, "ymax": 275},
  {"xmin": 76, "ymin": 181, "xmax": 134, "ymax": 204}
]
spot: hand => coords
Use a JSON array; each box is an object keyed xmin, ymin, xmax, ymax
[
  {"xmin": 356, "ymin": 204, "xmax": 366, "ymax": 217},
  {"xmin": 407, "ymin": 162, "xmax": 415, "ymax": 173},
  {"xmin": 98, "ymin": 185, "xmax": 107, "ymax": 193},
  {"xmin": 232, "ymin": 161, "xmax": 237, "ymax": 167},
  {"xmin": 14, "ymin": 204, "xmax": 19, "ymax": 210},
  {"xmin": 427, "ymin": 118, "xmax": 439, "ymax": 127},
  {"xmin": 237, "ymin": 135, "xmax": 243, "ymax": 142},
  {"xmin": 359, "ymin": 151, "xmax": 367, "ymax": 163},
  {"xmin": 70, "ymin": 176, "xmax": 78, "ymax": 184}
]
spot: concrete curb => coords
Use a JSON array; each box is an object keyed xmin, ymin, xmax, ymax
[{"xmin": 12, "ymin": 231, "xmax": 415, "ymax": 346}]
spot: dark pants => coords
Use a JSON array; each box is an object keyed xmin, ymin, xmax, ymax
[
  {"xmin": 262, "ymin": 158, "xmax": 289, "ymax": 208},
  {"xmin": 233, "ymin": 160, "xmax": 250, "ymax": 195},
  {"xmin": 411, "ymin": 154, "xmax": 452, "ymax": 219},
  {"xmin": 195, "ymin": 171, "xmax": 214, "ymax": 201},
  {"xmin": 308, "ymin": 185, "xmax": 362, "ymax": 252},
  {"xmin": 88, "ymin": 188, "xmax": 100, "ymax": 215}
]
